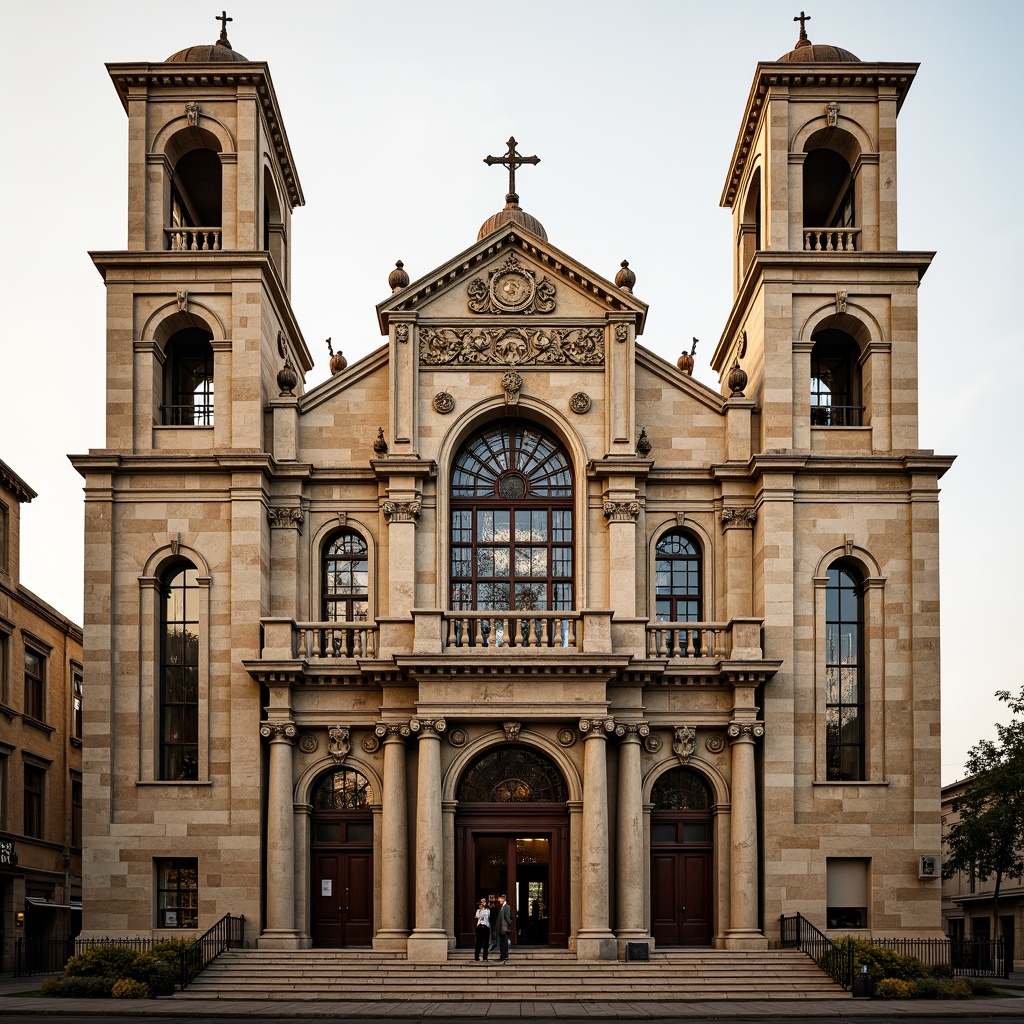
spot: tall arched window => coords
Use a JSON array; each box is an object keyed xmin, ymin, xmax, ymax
[
  {"xmin": 163, "ymin": 328, "xmax": 214, "ymax": 426},
  {"xmin": 450, "ymin": 421, "xmax": 573, "ymax": 614},
  {"xmin": 322, "ymin": 531, "xmax": 369, "ymax": 622},
  {"xmin": 811, "ymin": 329, "xmax": 861, "ymax": 427},
  {"xmin": 160, "ymin": 561, "xmax": 199, "ymax": 780},
  {"xmin": 655, "ymin": 531, "xmax": 702, "ymax": 622},
  {"xmin": 825, "ymin": 562, "xmax": 864, "ymax": 781}
]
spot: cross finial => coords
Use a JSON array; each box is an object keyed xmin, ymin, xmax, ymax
[
  {"xmin": 793, "ymin": 10, "xmax": 811, "ymax": 44},
  {"xmin": 483, "ymin": 137, "xmax": 540, "ymax": 205},
  {"xmin": 216, "ymin": 10, "xmax": 233, "ymax": 46}
]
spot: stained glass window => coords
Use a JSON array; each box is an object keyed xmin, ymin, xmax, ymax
[
  {"xmin": 313, "ymin": 768, "xmax": 372, "ymax": 809},
  {"xmin": 457, "ymin": 746, "xmax": 567, "ymax": 803}
]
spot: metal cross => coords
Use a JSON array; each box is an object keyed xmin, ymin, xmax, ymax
[
  {"xmin": 484, "ymin": 137, "xmax": 540, "ymax": 204},
  {"xmin": 216, "ymin": 10, "xmax": 233, "ymax": 40},
  {"xmin": 793, "ymin": 10, "xmax": 811, "ymax": 40}
]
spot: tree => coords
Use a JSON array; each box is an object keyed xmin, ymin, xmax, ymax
[{"xmin": 943, "ymin": 687, "xmax": 1024, "ymax": 940}]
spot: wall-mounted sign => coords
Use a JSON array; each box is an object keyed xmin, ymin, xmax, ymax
[
  {"xmin": 0, "ymin": 840, "xmax": 14, "ymax": 866},
  {"xmin": 321, "ymin": 879, "xmax": 332, "ymax": 896}
]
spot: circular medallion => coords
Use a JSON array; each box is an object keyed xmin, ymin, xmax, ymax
[
  {"xmin": 557, "ymin": 728, "xmax": 576, "ymax": 747},
  {"xmin": 361, "ymin": 734, "xmax": 380, "ymax": 753},
  {"xmin": 298, "ymin": 734, "xmax": 318, "ymax": 754},
  {"xmin": 497, "ymin": 472, "xmax": 527, "ymax": 499},
  {"xmin": 569, "ymin": 392, "xmax": 592, "ymax": 414},
  {"xmin": 448, "ymin": 728, "xmax": 468, "ymax": 747},
  {"xmin": 433, "ymin": 391, "xmax": 455, "ymax": 414},
  {"xmin": 644, "ymin": 734, "xmax": 663, "ymax": 754},
  {"xmin": 705, "ymin": 734, "xmax": 726, "ymax": 754},
  {"xmin": 490, "ymin": 269, "xmax": 535, "ymax": 312}
]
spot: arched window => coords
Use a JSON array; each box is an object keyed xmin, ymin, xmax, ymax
[
  {"xmin": 160, "ymin": 561, "xmax": 199, "ymax": 780},
  {"xmin": 651, "ymin": 767, "xmax": 712, "ymax": 811},
  {"xmin": 163, "ymin": 328, "xmax": 214, "ymax": 426},
  {"xmin": 313, "ymin": 767, "xmax": 372, "ymax": 809},
  {"xmin": 167, "ymin": 129, "xmax": 223, "ymax": 251},
  {"xmin": 310, "ymin": 768, "xmax": 373, "ymax": 847},
  {"xmin": 655, "ymin": 531, "xmax": 702, "ymax": 622},
  {"xmin": 811, "ymin": 329, "xmax": 862, "ymax": 427},
  {"xmin": 825, "ymin": 562, "xmax": 864, "ymax": 781},
  {"xmin": 322, "ymin": 531, "xmax": 369, "ymax": 622},
  {"xmin": 450, "ymin": 421, "xmax": 573, "ymax": 615},
  {"xmin": 457, "ymin": 746, "xmax": 567, "ymax": 803}
]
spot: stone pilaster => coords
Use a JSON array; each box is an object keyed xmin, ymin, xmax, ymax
[
  {"xmin": 443, "ymin": 799, "xmax": 458, "ymax": 948},
  {"xmin": 258, "ymin": 721, "xmax": 303, "ymax": 947},
  {"xmin": 373, "ymin": 722, "xmax": 410, "ymax": 950},
  {"xmin": 723, "ymin": 719, "xmax": 767, "ymax": 949},
  {"xmin": 577, "ymin": 717, "xmax": 617, "ymax": 960},
  {"xmin": 615, "ymin": 722, "xmax": 651, "ymax": 956},
  {"xmin": 406, "ymin": 717, "xmax": 448, "ymax": 961}
]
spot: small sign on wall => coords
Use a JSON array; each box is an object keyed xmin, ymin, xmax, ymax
[{"xmin": 321, "ymin": 879, "xmax": 332, "ymax": 896}]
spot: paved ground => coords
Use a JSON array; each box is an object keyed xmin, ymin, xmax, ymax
[{"xmin": 1, "ymin": 972, "xmax": 1021, "ymax": 1020}]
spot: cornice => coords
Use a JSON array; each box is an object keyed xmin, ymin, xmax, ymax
[{"xmin": 0, "ymin": 459, "xmax": 36, "ymax": 504}]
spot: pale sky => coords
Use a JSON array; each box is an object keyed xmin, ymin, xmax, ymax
[{"xmin": 1, "ymin": 0, "xmax": 1020, "ymax": 786}]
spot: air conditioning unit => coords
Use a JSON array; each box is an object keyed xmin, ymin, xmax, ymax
[{"xmin": 919, "ymin": 855, "xmax": 940, "ymax": 879}]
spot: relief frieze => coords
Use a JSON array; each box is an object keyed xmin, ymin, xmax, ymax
[
  {"xmin": 467, "ymin": 254, "xmax": 556, "ymax": 315},
  {"xmin": 419, "ymin": 325, "xmax": 604, "ymax": 367}
]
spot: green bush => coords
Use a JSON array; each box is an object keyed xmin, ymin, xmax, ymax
[
  {"xmin": 943, "ymin": 978, "xmax": 971, "ymax": 999},
  {"xmin": 839, "ymin": 939, "xmax": 930, "ymax": 984},
  {"xmin": 152, "ymin": 937, "xmax": 195, "ymax": 973},
  {"xmin": 968, "ymin": 976, "xmax": 995, "ymax": 996},
  {"xmin": 64, "ymin": 946, "xmax": 160, "ymax": 983},
  {"xmin": 913, "ymin": 977, "xmax": 942, "ymax": 998},
  {"xmin": 111, "ymin": 978, "xmax": 151, "ymax": 999},
  {"xmin": 931, "ymin": 961, "xmax": 954, "ymax": 978},
  {"xmin": 875, "ymin": 978, "xmax": 915, "ymax": 999},
  {"xmin": 40, "ymin": 975, "xmax": 116, "ymax": 998}
]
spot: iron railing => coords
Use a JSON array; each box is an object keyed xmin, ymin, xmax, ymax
[
  {"xmin": 14, "ymin": 936, "xmax": 75, "ymax": 977},
  {"xmin": 779, "ymin": 913, "xmax": 854, "ymax": 989},
  {"xmin": 870, "ymin": 936, "xmax": 1009, "ymax": 979}
]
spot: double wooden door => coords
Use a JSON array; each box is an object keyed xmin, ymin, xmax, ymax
[
  {"xmin": 310, "ymin": 849, "xmax": 372, "ymax": 947},
  {"xmin": 650, "ymin": 848, "xmax": 713, "ymax": 946}
]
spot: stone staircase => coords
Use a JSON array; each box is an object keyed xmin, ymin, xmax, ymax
[{"xmin": 179, "ymin": 947, "xmax": 848, "ymax": 1002}]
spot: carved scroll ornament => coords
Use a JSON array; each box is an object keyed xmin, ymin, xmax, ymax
[
  {"xmin": 420, "ymin": 326, "xmax": 604, "ymax": 367},
  {"xmin": 721, "ymin": 507, "xmax": 757, "ymax": 530},
  {"xmin": 603, "ymin": 500, "xmax": 640, "ymax": 522},
  {"xmin": 467, "ymin": 255, "xmax": 557, "ymax": 315},
  {"xmin": 382, "ymin": 500, "xmax": 421, "ymax": 523},
  {"xmin": 268, "ymin": 507, "xmax": 303, "ymax": 530},
  {"xmin": 673, "ymin": 726, "xmax": 696, "ymax": 764}
]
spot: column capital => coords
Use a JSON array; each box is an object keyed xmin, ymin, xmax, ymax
[
  {"xmin": 410, "ymin": 717, "xmax": 446, "ymax": 738},
  {"xmin": 603, "ymin": 500, "xmax": 640, "ymax": 522},
  {"xmin": 375, "ymin": 721, "xmax": 411, "ymax": 740},
  {"xmin": 721, "ymin": 507, "xmax": 757, "ymax": 530},
  {"xmin": 260, "ymin": 721, "xmax": 296, "ymax": 742},
  {"xmin": 614, "ymin": 722, "xmax": 649, "ymax": 741},
  {"xmin": 383, "ymin": 500, "xmax": 421, "ymax": 523},
  {"xmin": 727, "ymin": 720, "xmax": 765, "ymax": 743},
  {"xmin": 267, "ymin": 506, "xmax": 304, "ymax": 531},
  {"xmin": 579, "ymin": 717, "xmax": 615, "ymax": 736}
]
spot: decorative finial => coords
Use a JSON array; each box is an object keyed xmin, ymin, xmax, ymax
[
  {"xmin": 615, "ymin": 260, "xmax": 636, "ymax": 293},
  {"xmin": 677, "ymin": 338, "xmax": 697, "ymax": 375},
  {"xmin": 793, "ymin": 10, "xmax": 811, "ymax": 47},
  {"xmin": 216, "ymin": 10, "xmax": 233, "ymax": 48},
  {"xmin": 373, "ymin": 427, "xmax": 389, "ymax": 456},
  {"xmin": 326, "ymin": 338, "xmax": 347, "ymax": 376},
  {"xmin": 277, "ymin": 357, "xmax": 298, "ymax": 396},
  {"xmin": 389, "ymin": 260, "xmax": 410, "ymax": 292},
  {"xmin": 484, "ymin": 137, "xmax": 540, "ymax": 205},
  {"xmin": 636, "ymin": 427, "xmax": 652, "ymax": 457},
  {"xmin": 727, "ymin": 358, "xmax": 748, "ymax": 397}
]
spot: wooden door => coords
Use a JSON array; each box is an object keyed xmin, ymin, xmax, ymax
[
  {"xmin": 650, "ymin": 849, "xmax": 712, "ymax": 946},
  {"xmin": 311, "ymin": 849, "xmax": 373, "ymax": 947}
]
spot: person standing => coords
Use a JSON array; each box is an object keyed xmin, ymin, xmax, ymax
[
  {"xmin": 497, "ymin": 893, "xmax": 512, "ymax": 963},
  {"xmin": 474, "ymin": 899, "xmax": 491, "ymax": 961}
]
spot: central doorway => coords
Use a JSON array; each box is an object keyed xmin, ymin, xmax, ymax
[{"xmin": 455, "ymin": 746, "xmax": 569, "ymax": 948}]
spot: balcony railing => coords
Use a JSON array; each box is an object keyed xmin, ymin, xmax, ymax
[
  {"xmin": 166, "ymin": 227, "xmax": 222, "ymax": 251},
  {"xmin": 443, "ymin": 610, "xmax": 580, "ymax": 650},
  {"xmin": 646, "ymin": 621, "xmax": 730, "ymax": 659},
  {"xmin": 297, "ymin": 621, "xmax": 377, "ymax": 659},
  {"xmin": 803, "ymin": 227, "xmax": 860, "ymax": 252},
  {"xmin": 811, "ymin": 404, "xmax": 863, "ymax": 427}
]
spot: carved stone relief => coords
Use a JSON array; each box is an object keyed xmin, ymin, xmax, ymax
[
  {"xmin": 268, "ymin": 507, "xmax": 303, "ymax": 530},
  {"xmin": 603, "ymin": 500, "xmax": 640, "ymax": 522},
  {"xmin": 433, "ymin": 391, "xmax": 455, "ymax": 414},
  {"xmin": 673, "ymin": 726, "xmax": 696, "ymax": 764},
  {"xmin": 328, "ymin": 726, "xmax": 351, "ymax": 763},
  {"xmin": 467, "ymin": 254, "xmax": 556, "ymax": 315},
  {"xmin": 568, "ymin": 392, "xmax": 592, "ymax": 414},
  {"xmin": 420, "ymin": 326, "xmax": 604, "ymax": 367},
  {"xmin": 721, "ymin": 507, "xmax": 757, "ymax": 530},
  {"xmin": 382, "ymin": 500, "xmax": 421, "ymax": 523}
]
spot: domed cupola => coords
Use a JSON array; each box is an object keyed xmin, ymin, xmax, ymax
[
  {"xmin": 776, "ymin": 11, "xmax": 860, "ymax": 63},
  {"xmin": 477, "ymin": 137, "xmax": 548, "ymax": 241},
  {"xmin": 166, "ymin": 11, "xmax": 249, "ymax": 63}
]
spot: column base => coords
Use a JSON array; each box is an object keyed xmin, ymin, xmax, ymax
[
  {"xmin": 722, "ymin": 928, "xmax": 768, "ymax": 950},
  {"xmin": 373, "ymin": 930, "xmax": 409, "ymax": 952},
  {"xmin": 257, "ymin": 929, "xmax": 310, "ymax": 950},
  {"xmin": 576, "ymin": 929, "xmax": 618, "ymax": 960},
  {"xmin": 406, "ymin": 930, "xmax": 450, "ymax": 962}
]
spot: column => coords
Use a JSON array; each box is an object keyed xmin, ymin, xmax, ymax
[
  {"xmin": 577, "ymin": 717, "xmax": 617, "ymax": 960},
  {"xmin": 258, "ymin": 721, "xmax": 303, "ymax": 948},
  {"xmin": 373, "ymin": 722, "xmax": 410, "ymax": 950},
  {"xmin": 406, "ymin": 717, "xmax": 448, "ymax": 961},
  {"xmin": 615, "ymin": 723, "xmax": 650, "ymax": 955},
  {"xmin": 723, "ymin": 720, "xmax": 768, "ymax": 949}
]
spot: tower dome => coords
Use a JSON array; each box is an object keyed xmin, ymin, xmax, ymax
[
  {"xmin": 166, "ymin": 14, "xmax": 248, "ymax": 63},
  {"xmin": 477, "ymin": 197, "xmax": 548, "ymax": 242},
  {"xmin": 777, "ymin": 13, "xmax": 859, "ymax": 63}
]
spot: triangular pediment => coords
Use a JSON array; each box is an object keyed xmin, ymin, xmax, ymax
[{"xmin": 376, "ymin": 222, "xmax": 648, "ymax": 332}]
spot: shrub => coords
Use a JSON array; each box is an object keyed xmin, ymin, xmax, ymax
[
  {"xmin": 943, "ymin": 978, "xmax": 971, "ymax": 999},
  {"xmin": 931, "ymin": 961, "xmax": 953, "ymax": 978},
  {"xmin": 913, "ymin": 977, "xmax": 942, "ymax": 999},
  {"xmin": 839, "ymin": 939, "xmax": 930, "ymax": 984},
  {"xmin": 40, "ymin": 975, "xmax": 116, "ymax": 998},
  {"xmin": 968, "ymin": 976, "xmax": 995, "ymax": 996},
  {"xmin": 111, "ymin": 978, "xmax": 151, "ymax": 999},
  {"xmin": 64, "ymin": 946, "xmax": 161, "ymax": 982},
  {"xmin": 152, "ymin": 937, "xmax": 195, "ymax": 974},
  {"xmin": 875, "ymin": 978, "xmax": 915, "ymax": 999}
]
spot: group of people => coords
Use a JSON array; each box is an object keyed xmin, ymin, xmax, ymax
[{"xmin": 474, "ymin": 893, "xmax": 512, "ymax": 963}]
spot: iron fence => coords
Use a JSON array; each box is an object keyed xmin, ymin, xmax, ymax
[{"xmin": 14, "ymin": 936, "xmax": 75, "ymax": 977}]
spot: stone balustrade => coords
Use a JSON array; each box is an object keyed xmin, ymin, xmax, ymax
[
  {"xmin": 165, "ymin": 227, "xmax": 222, "ymax": 251},
  {"xmin": 646, "ymin": 617, "xmax": 764, "ymax": 660},
  {"xmin": 296, "ymin": 620, "xmax": 377, "ymax": 659},
  {"xmin": 442, "ymin": 610, "xmax": 580, "ymax": 650},
  {"xmin": 802, "ymin": 227, "xmax": 860, "ymax": 252}
]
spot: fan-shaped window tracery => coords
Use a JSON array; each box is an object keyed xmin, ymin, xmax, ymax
[
  {"xmin": 313, "ymin": 767, "xmax": 372, "ymax": 809},
  {"xmin": 457, "ymin": 746, "xmax": 567, "ymax": 803}
]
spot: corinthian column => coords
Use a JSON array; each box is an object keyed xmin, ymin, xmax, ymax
[
  {"xmin": 406, "ymin": 717, "xmax": 448, "ymax": 961},
  {"xmin": 615, "ymin": 722, "xmax": 650, "ymax": 954},
  {"xmin": 258, "ymin": 722, "xmax": 303, "ymax": 948},
  {"xmin": 373, "ymin": 722, "xmax": 410, "ymax": 950},
  {"xmin": 577, "ymin": 717, "xmax": 617, "ymax": 960},
  {"xmin": 723, "ymin": 719, "xmax": 767, "ymax": 949}
]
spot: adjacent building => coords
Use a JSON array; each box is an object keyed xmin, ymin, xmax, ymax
[
  {"xmin": 0, "ymin": 460, "xmax": 83, "ymax": 970},
  {"xmin": 73, "ymin": 19, "xmax": 952, "ymax": 957}
]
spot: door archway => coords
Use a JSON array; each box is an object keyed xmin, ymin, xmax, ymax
[
  {"xmin": 308, "ymin": 767, "xmax": 373, "ymax": 947},
  {"xmin": 649, "ymin": 766, "xmax": 714, "ymax": 946},
  {"xmin": 455, "ymin": 745, "xmax": 569, "ymax": 948}
]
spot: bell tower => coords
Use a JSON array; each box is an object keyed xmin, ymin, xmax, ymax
[{"xmin": 713, "ymin": 15, "xmax": 930, "ymax": 455}]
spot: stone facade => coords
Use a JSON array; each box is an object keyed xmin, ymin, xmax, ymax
[
  {"xmin": 0, "ymin": 459, "xmax": 83, "ymax": 970},
  {"xmin": 73, "ymin": 27, "xmax": 951, "ymax": 957}
]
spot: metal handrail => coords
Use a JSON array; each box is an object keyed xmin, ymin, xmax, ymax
[
  {"xmin": 779, "ymin": 912, "xmax": 853, "ymax": 990},
  {"xmin": 179, "ymin": 913, "xmax": 245, "ymax": 989}
]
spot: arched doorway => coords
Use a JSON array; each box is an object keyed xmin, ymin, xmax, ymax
[
  {"xmin": 650, "ymin": 767, "xmax": 714, "ymax": 946},
  {"xmin": 308, "ymin": 767, "xmax": 373, "ymax": 947},
  {"xmin": 455, "ymin": 746, "xmax": 569, "ymax": 948}
]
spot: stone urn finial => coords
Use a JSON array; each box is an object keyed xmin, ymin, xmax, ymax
[
  {"xmin": 389, "ymin": 260, "xmax": 410, "ymax": 293},
  {"xmin": 636, "ymin": 427, "xmax": 652, "ymax": 456},
  {"xmin": 326, "ymin": 337, "xmax": 347, "ymax": 375},
  {"xmin": 277, "ymin": 358, "xmax": 298, "ymax": 396},
  {"xmin": 615, "ymin": 259, "xmax": 636, "ymax": 293},
  {"xmin": 677, "ymin": 337, "xmax": 698, "ymax": 375},
  {"xmin": 727, "ymin": 358, "xmax": 748, "ymax": 397},
  {"xmin": 373, "ymin": 427, "xmax": 389, "ymax": 456}
]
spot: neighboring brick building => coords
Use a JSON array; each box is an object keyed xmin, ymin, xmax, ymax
[
  {"xmin": 73, "ymin": 19, "xmax": 952, "ymax": 957},
  {"xmin": 0, "ymin": 459, "xmax": 83, "ymax": 970}
]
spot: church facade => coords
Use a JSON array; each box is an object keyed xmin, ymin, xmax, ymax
[{"xmin": 73, "ymin": 20, "xmax": 952, "ymax": 958}]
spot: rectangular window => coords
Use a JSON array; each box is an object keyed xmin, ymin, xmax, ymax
[
  {"xmin": 826, "ymin": 857, "xmax": 868, "ymax": 929},
  {"xmin": 72, "ymin": 671, "xmax": 83, "ymax": 741},
  {"xmin": 156, "ymin": 858, "xmax": 198, "ymax": 928},
  {"xmin": 0, "ymin": 630, "xmax": 9, "ymax": 704},
  {"xmin": 23, "ymin": 763, "xmax": 44, "ymax": 839},
  {"xmin": 0, "ymin": 501, "xmax": 8, "ymax": 573},
  {"xmin": 71, "ymin": 776, "xmax": 82, "ymax": 849},
  {"xmin": 24, "ymin": 649, "xmax": 45, "ymax": 722}
]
